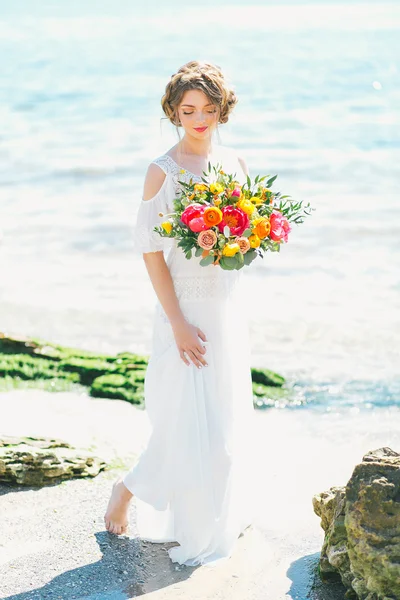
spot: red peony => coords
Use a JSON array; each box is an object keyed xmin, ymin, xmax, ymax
[
  {"xmin": 269, "ymin": 211, "xmax": 291, "ymax": 242},
  {"xmin": 217, "ymin": 206, "xmax": 250, "ymax": 236}
]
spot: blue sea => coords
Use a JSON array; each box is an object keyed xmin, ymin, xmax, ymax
[{"xmin": 0, "ymin": 0, "xmax": 399, "ymax": 413}]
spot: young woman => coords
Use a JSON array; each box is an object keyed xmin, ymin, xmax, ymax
[{"xmin": 104, "ymin": 60, "xmax": 257, "ymax": 567}]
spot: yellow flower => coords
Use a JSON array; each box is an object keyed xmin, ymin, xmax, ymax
[
  {"xmin": 179, "ymin": 168, "xmax": 186, "ymax": 174},
  {"xmin": 236, "ymin": 197, "xmax": 256, "ymax": 216},
  {"xmin": 249, "ymin": 234, "xmax": 261, "ymax": 248},
  {"xmin": 194, "ymin": 183, "xmax": 208, "ymax": 192},
  {"xmin": 210, "ymin": 182, "xmax": 224, "ymax": 195},
  {"xmin": 250, "ymin": 195, "xmax": 263, "ymax": 205},
  {"xmin": 214, "ymin": 198, "xmax": 222, "ymax": 206},
  {"xmin": 161, "ymin": 221, "xmax": 173, "ymax": 234},
  {"xmin": 222, "ymin": 242, "xmax": 241, "ymax": 257}
]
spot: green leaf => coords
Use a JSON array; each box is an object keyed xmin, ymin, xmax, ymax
[
  {"xmin": 199, "ymin": 255, "xmax": 214, "ymax": 267},
  {"xmin": 266, "ymin": 175, "xmax": 278, "ymax": 187},
  {"xmin": 243, "ymin": 250, "xmax": 257, "ymax": 265},
  {"xmin": 219, "ymin": 257, "xmax": 235, "ymax": 270},
  {"xmin": 195, "ymin": 247, "xmax": 204, "ymax": 257},
  {"xmin": 234, "ymin": 252, "xmax": 244, "ymax": 269},
  {"xmin": 223, "ymin": 256, "xmax": 238, "ymax": 268},
  {"xmin": 246, "ymin": 175, "xmax": 251, "ymax": 189},
  {"xmin": 242, "ymin": 228, "xmax": 252, "ymax": 237}
]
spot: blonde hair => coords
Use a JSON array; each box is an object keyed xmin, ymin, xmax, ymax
[{"xmin": 161, "ymin": 60, "xmax": 238, "ymax": 127}]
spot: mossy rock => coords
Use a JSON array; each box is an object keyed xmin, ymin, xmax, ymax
[
  {"xmin": 0, "ymin": 354, "xmax": 80, "ymax": 383},
  {"xmin": 0, "ymin": 333, "xmax": 286, "ymax": 410},
  {"xmin": 114, "ymin": 352, "xmax": 148, "ymax": 367},
  {"xmin": 59, "ymin": 357, "xmax": 117, "ymax": 385},
  {"xmin": 90, "ymin": 374, "xmax": 144, "ymax": 404},
  {"xmin": 0, "ymin": 435, "xmax": 107, "ymax": 485},
  {"xmin": 313, "ymin": 448, "xmax": 400, "ymax": 599},
  {"xmin": 251, "ymin": 367, "xmax": 285, "ymax": 387}
]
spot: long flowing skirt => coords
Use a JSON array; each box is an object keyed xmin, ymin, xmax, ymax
[{"xmin": 123, "ymin": 258, "xmax": 258, "ymax": 567}]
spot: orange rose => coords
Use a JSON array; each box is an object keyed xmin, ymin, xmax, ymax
[
  {"xmin": 203, "ymin": 206, "xmax": 223, "ymax": 227},
  {"xmin": 252, "ymin": 217, "xmax": 271, "ymax": 239}
]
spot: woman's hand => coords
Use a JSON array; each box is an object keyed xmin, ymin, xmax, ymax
[{"xmin": 172, "ymin": 320, "xmax": 208, "ymax": 368}]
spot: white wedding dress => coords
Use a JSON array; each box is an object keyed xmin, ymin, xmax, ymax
[{"xmin": 123, "ymin": 146, "xmax": 258, "ymax": 567}]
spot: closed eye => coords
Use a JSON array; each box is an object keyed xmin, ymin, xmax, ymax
[{"xmin": 183, "ymin": 110, "xmax": 217, "ymax": 115}]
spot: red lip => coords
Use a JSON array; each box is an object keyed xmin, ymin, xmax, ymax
[{"xmin": 194, "ymin": 127, "xmax": 208, "ymax": 132}]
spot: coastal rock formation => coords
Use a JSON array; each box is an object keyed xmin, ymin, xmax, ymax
[
  {"xmin": 0, "ymin": 435, "xmax": 106, "ymax": 485},
  {"xmin": 313, "ymin": 447, "xmax": 400, "ymax": 600}
]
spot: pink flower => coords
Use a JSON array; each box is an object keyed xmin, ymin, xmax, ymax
[
  {"xmin": 269, "ymin": 211, "xmax": 291, "ymax": 243},
  {"xmin": 189, "ymin": 217, "xmax": 208, "ymax": 232},
  {"xmin": 181, "ymin": 203, "xmax": 205, "ymax": 227},
  {"xmin": 230, "ymin": 185, "xmax": 242, "ymax": 198}
]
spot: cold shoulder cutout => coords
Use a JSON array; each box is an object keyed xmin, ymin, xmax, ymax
[
  {"xmin": 142, "ymin": 162, "xmax": 168, "ymax": 203},
  {"xmin": 132, "ymin": 157, "xmax": 175, "ymax": 255}
]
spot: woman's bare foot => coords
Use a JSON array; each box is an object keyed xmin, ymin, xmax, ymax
[{"xmin": 104, "ymin": 477, "xmax": 133, "ymax": 535}]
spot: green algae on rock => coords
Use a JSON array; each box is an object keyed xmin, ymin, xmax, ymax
[
  {"xmin": 0, "ymin": 435, "xmax": 107, "ymax": 486},
  {"xmin": 0, "ymin": 333, "xmax": 287, "ymax": 408},
  {"xmin": 313, "ymin": 447, "xmax": 400, "ymax": 600}
]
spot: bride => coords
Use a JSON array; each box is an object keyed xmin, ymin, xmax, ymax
[{"xmin": 104, "ymin": 59, "xmax": 258, "ymax": 567}]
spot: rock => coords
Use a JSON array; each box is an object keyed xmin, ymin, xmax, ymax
[
  {"xmin": 313, "ymin": 447, "xmax": 400, "ymax": 600},
  {"xmin": 250, "ymin": 367, "xmax": 285, "ymax": 387},
  {"xmin": 0, "ymin": 435, "xmax": 107, "ymax": 486}
]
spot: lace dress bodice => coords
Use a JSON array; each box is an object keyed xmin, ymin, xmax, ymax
[{"xmin": 132, "ymin": 146, "xmax": 247, "ymax": 307}]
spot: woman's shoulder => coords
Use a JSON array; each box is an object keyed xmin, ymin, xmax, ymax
[{"xmin": 142, "ymin": 161, "xmax": 168, "ymax": 201}]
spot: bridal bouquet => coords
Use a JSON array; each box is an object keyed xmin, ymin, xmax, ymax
[{"xmin": 154, "ymin": 163, "xmax": 314, "ymax": 271}]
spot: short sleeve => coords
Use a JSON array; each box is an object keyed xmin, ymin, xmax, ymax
[{"xmin": 132, "ymin": 169, "xmax": 174, "ymax": 255}]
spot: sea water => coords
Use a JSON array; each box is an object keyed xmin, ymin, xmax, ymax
[{"xmin": 0, "ymin": 0, "xmax": 399, "ymax": 413}]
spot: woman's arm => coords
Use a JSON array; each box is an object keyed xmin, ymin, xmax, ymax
[
  {"xmin": 141, "ymin": 164, "xmax": 208, "ymax": 368},
  {"xmin": 141, "ymin": 163, "xmax": 185, "ymax": 329}
]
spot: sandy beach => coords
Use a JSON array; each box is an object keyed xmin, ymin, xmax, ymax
[{"xmin": 1, "ymin": 389, "xmax": 399, "ymax": 599}]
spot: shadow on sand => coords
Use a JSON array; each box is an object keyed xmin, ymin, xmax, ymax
[
  {"xmin": 287, "ymin": 552, "xmax": 347, "ymax": 600},
  {"xmin": 3, "ymin": 531, "xmax": 198, "ymax": 600}
]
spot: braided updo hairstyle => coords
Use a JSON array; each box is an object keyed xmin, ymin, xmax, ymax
[{"xmin": 161, "ymin": 60, "xmax": 238, "ymax": 127}]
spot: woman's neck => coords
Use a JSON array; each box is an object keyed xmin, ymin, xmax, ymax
[{"xmin": 178, "ymin": 135, "xmax": 215, "ymax": 158}]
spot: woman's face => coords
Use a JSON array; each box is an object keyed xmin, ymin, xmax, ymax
[{"xmin": 177, "ymin": 89, "xmax": 219, "ymax": 139}]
